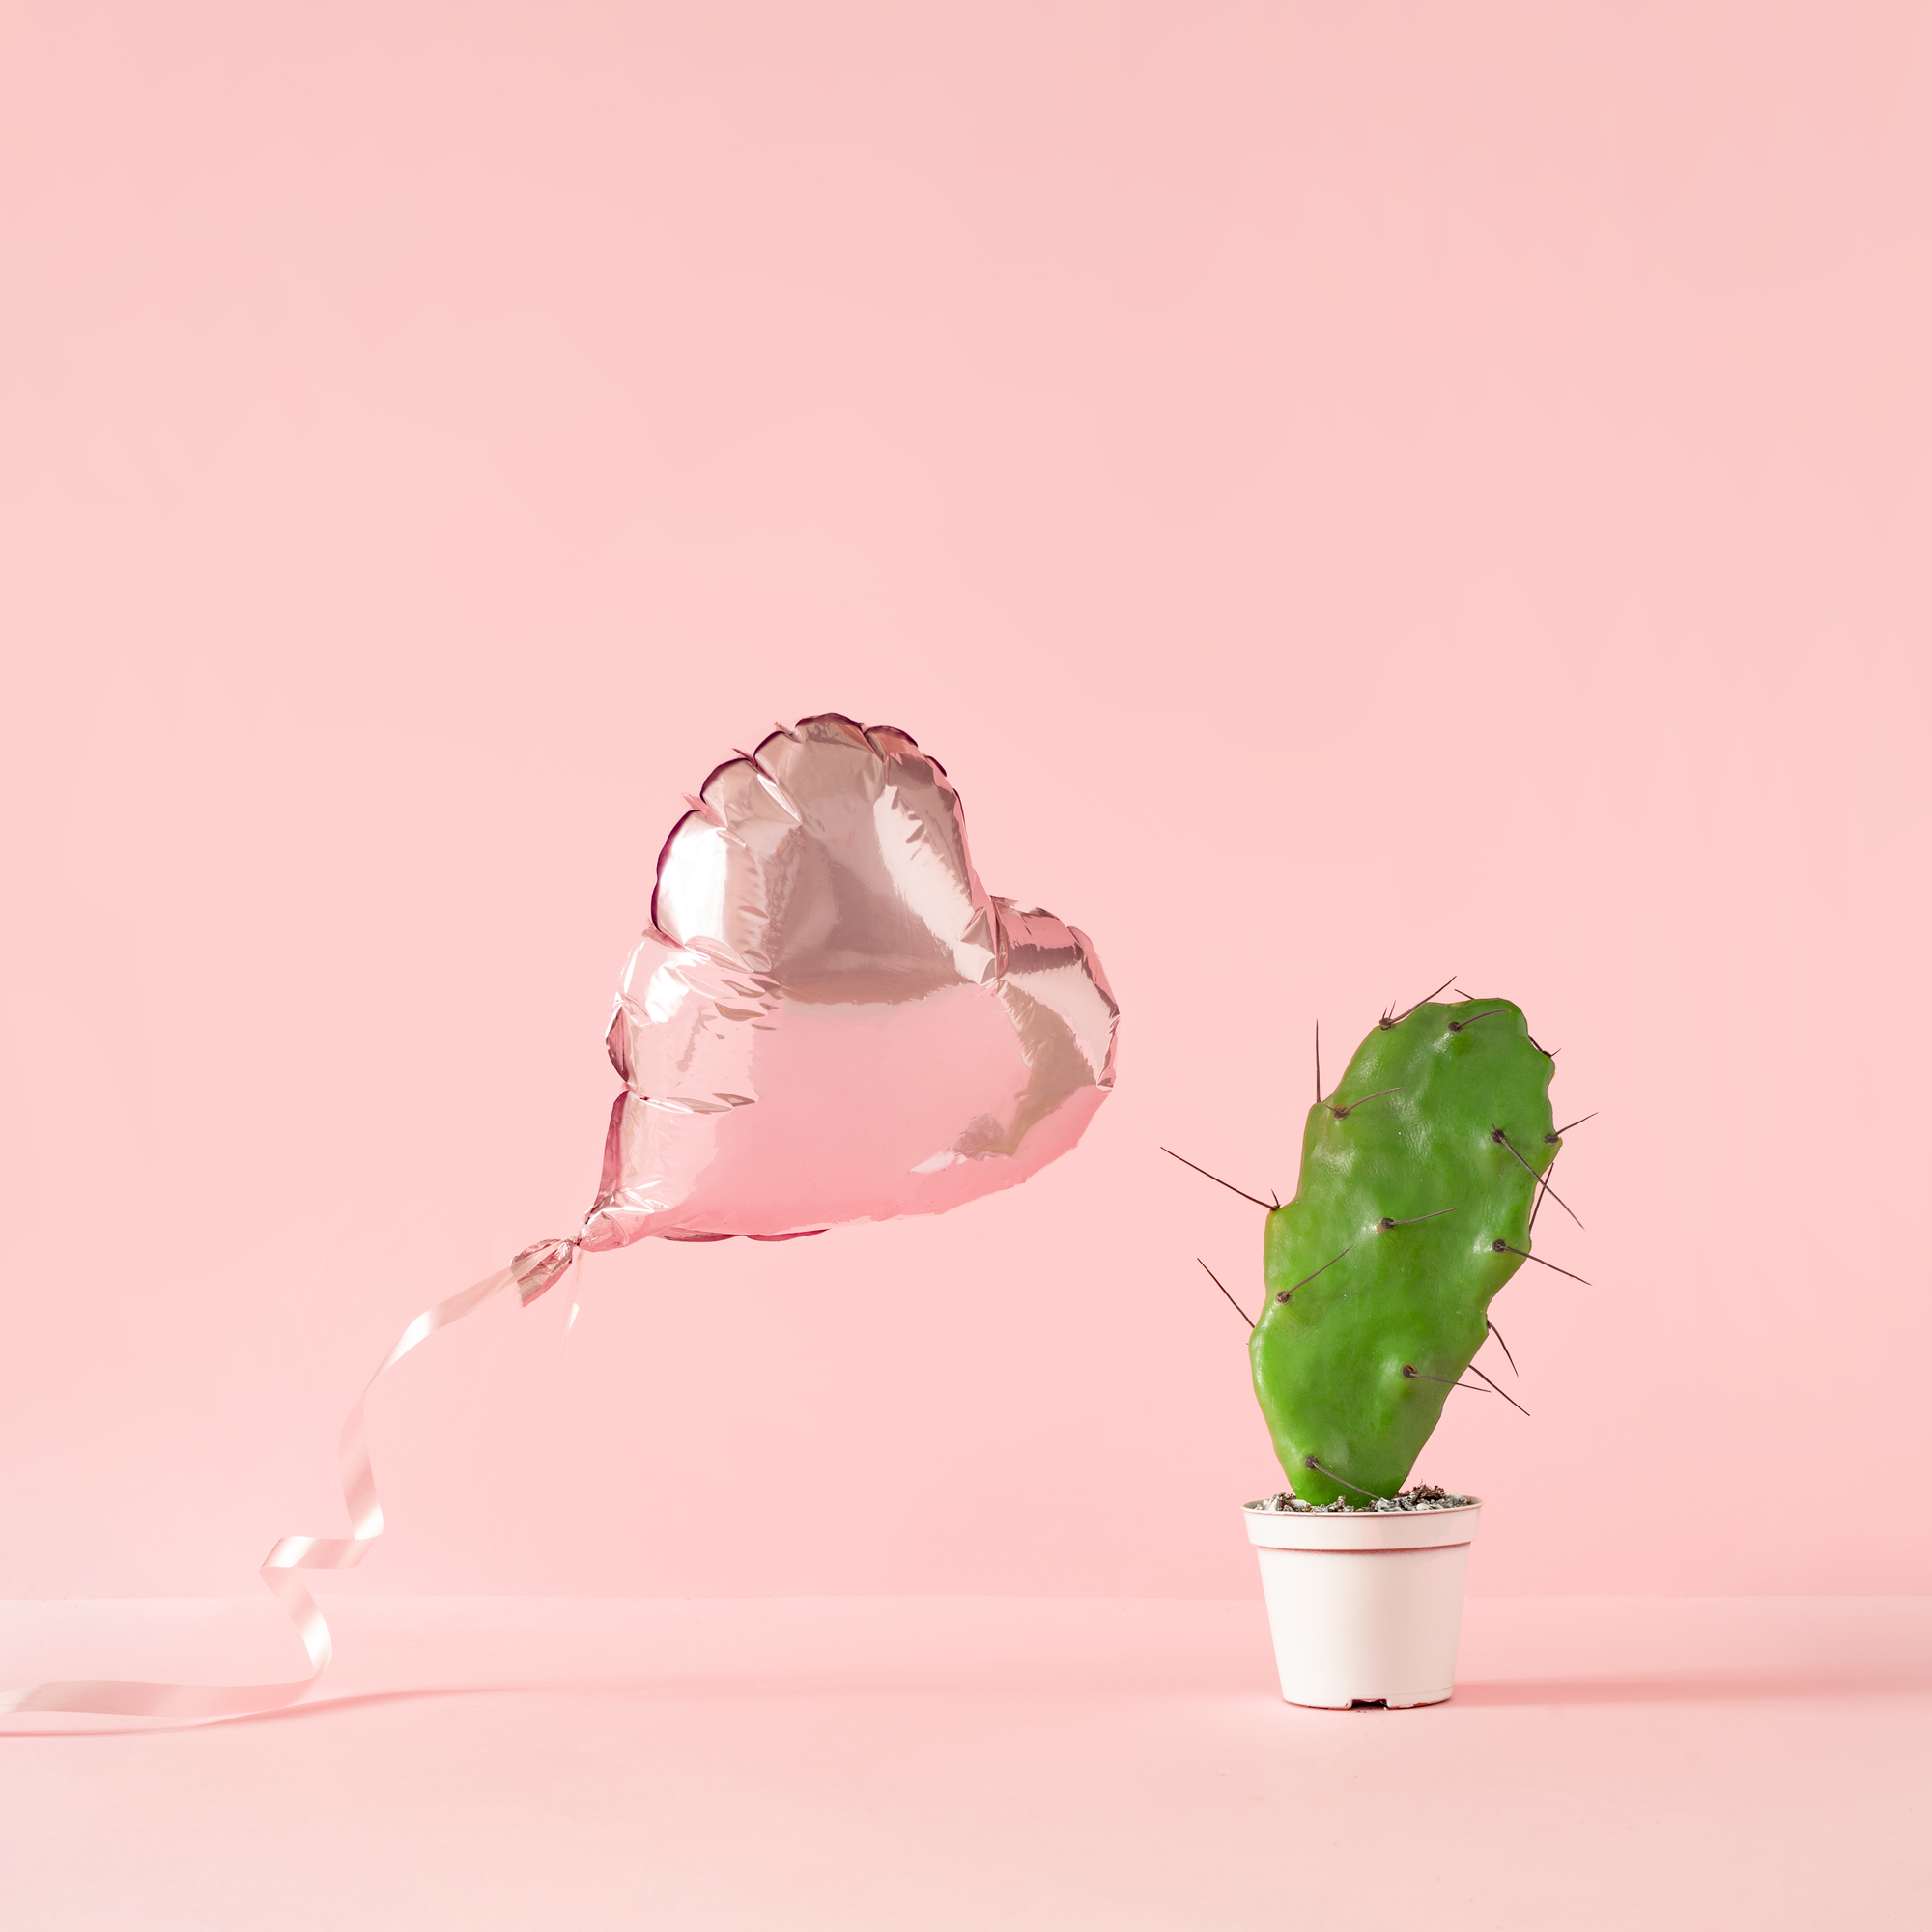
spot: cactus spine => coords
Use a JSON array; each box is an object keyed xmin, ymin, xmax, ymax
[{"xmin": 1250, "ymin": 997, "xmax": 1561, "ymax": 1505}]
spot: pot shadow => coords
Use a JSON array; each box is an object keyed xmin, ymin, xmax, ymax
[{"xmin": 1453, "ymin": 1667, "xmax": 1932, "ymax": 1708}]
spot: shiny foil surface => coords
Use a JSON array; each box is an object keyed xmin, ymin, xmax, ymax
[{"xmin": 581, "ymin": 713, "xmax": 1118, "ymax": 1252}]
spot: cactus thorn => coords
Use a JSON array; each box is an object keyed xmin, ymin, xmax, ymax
[
  {"xmin": 1447, "ymin": 1009, "xmax": 1509, "ymax": 1033},
  {"xmin": 1548, "ymin": 1112, "xmax": 1599, "ymax": 1140},
  {"xmin": 1492, "ymin": 1239, "xmax": 1590, "ymax": 1285},
  {"xmin": 1381, "ymin": 977, "xmax": 1458, "ymax": 1029},
  {"xmin": 1277, "ymin": 1242, "xmax": 1355, "ymax": 1303},
  {"xmin": 1378, "ymin": 1206, "xmax": 1461, "ymax": 1230},
  {"xmin": 1465, "ymin": 1360, "xmax": 1532, "ymax": 1417},
  {"xmin": 1327, "ymin": 1086, "xmax": 1403, "ymax": 1120},
  {"xmin": 1485, "ymin": 1318, "xmax": 1520, "ymax": 1376},
  {"xmin": 1197, "ymin": 1258, "xmax": 1255, "ymax": 1329},
  {"xmin": 1491, "ymin": 1126, "xmax": 1584, "ymax": 1229},
  {"xmin": 1301, "ymin": 1455, "xmax": 1378, "ymax": 1500},
  {"xmin": 1402, "ymin": 1364, "xmax": 1494, "ymax": 1396},
  {"xmin": 1528, "ymin": 1149, "xmax": 1561, "ymax": 1232},
  {"xmin": 1161, "ymin": 1148, "xmax": 1274, "ymax": 1211}
]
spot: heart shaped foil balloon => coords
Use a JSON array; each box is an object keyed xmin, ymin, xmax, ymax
[
  {"xmin": 2, "ymin": 712, "xmax": 1123, "ymax": 1724},
  {"xmin": 567, "ymin": 712, "xmax": 1118, "ymax": 1262},
  {"xmin": 0, "ymin": 713, "xmax": 1119, "ymax": 1723}
]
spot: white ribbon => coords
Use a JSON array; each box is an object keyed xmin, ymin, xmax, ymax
[{"xmin": 3, "ymin": 1261, "xmax": 524, "ymax": 1723}]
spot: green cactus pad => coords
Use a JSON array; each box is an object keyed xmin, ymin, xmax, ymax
[{"xmin": 1251, "ymin": 998, "xmax": 1559, "ymax": 1505}]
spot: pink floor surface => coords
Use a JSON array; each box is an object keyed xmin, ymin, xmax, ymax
[{"xmin": 5, "ymin": 1596, "xmax": 1927, "ymax": 1929}]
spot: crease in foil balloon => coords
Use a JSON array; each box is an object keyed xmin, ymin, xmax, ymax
[{"xmin": 4, "ymin": 714, "xmax": 1117, "ymax": 1728}]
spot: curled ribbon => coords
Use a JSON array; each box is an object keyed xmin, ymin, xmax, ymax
[{"xmin": 2, "ymin": 1239, "xmax": 578, "ymax": 1724}]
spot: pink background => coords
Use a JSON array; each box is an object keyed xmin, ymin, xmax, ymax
[{"xmin": 2, "ymin": 1, "xmax": 1926, "ymax": 1605}]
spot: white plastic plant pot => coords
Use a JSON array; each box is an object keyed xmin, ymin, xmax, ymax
[{"xmin": 1244, "ymin": 1498, "xmax": 1482, "ymax": 1709}]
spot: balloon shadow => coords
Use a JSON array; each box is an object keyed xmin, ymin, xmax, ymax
[
  {"xmin": 3, "ymin": 1670, "xmax": 952, "ymax": 1738},
  {"xmin": 2, "ymin": 1684, "xmax": 533, "ymax": 1740}
]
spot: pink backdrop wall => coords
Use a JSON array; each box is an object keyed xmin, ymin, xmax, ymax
[{"xmin": 3, "ymin": 2, "xmax": 1927, "ymax": 1603}]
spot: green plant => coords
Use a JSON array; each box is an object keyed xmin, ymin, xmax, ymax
[{"xmin": 1245, "ymin": 993, "xmax": 1578, "ymax": 1505}]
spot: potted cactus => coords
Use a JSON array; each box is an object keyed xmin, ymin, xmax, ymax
[{"xmin": 1183, "ymin": 991, "xmax": 1583, "ymax": 1709}]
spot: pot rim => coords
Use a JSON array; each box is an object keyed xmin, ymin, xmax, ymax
[
  {"xmin": 1243, "ymin": 1494, "xmax": 1484, "ymax": 1553},
  {"xmin": 1242, "ymin": 1495, "xmax": 1484, "ymax": 1517}
]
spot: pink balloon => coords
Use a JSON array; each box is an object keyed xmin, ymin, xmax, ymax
[
  {"xmin": 0, "ymin": 713, "xmax": 1120, "ymax": 1720},
  {"xmin": 515, "ymin": 714, "xmax": 1118, "ymax": 1302}
]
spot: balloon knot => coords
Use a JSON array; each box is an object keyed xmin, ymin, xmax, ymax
[{"xmin": 511, "ymin": 1238, "xmax": 579, "ymax": 1306}]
